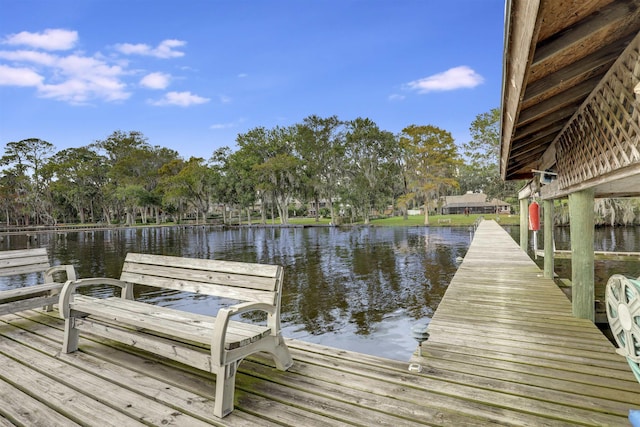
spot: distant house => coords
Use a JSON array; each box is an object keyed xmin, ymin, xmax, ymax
[{"xmin": 441, "ymin": 192, "xmax": 511, "ymax": 215}]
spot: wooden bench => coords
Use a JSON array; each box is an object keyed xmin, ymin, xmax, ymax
[
  {"xmin": 59, "ymin": 252, "xmax": 293, "ymax": 418},
  {"xmin": 0, "ymin": 248, "xmax": 76, "ymax": 315}
]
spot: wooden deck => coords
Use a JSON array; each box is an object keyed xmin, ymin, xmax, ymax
[
  {"xmin": 413, "ymin": 220, "xmax": 640, "ymax": 426},
  {"xmin": 0, "ymin": 220, "xmax": 639, "ymax": 426}
]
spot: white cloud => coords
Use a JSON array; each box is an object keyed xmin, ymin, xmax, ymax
[
  {"xmin": 44, "ymin": 54, "xmax": 129, "ymax": 103},
  {"xmin": 210, "ymin": 122, "xmax": 235, "ymax": 130},
  {"xmin": 0, "ymin": 47, "xmax": 130, "ymax": 104},
  {"xmin": 39, "ymin": 77, "xmax": 129, "ymax": 103},
  {"xmin": 0, "ymin": 50, "xmax": 57, "ymax": 66},
  {"xmin": 406, "ymin": 66, "xmax": 484, "ymax": 93},
  {"xmin": 140, "ymin": 72, "xmax": 171, "ymax": 89},
  {"xmin": 0, "ymin": 29, "xmax": 198, "ymax": 105},
  {"xmin": 150, "ymin": 91, "xmax": 210, "ymax": 107},
  {"xmin": 388, "ymin": 93, "xmax": 405, "ymax": 101},
  {"xmin": 210, "ymin": 118, "xmax": 245, "ymax": 129},
  {"xmin": 0, "ymin": 64, "xmax": 43, "ymax": 86},
  {"xmin": 115, "ymin": 39, "xmax": 186, "ymax": 58},
  {"xmin": 3, "ymin": 29, "xmax": 78, "ymax": 51},
  {"xmin": 237, "ymin": 73, "xmax": 248, "ymax": 78},
  {"xmin": 218, "ymin": 94, "xmax": 231, "ymax": 104}
]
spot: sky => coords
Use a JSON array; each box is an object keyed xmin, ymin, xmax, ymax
[{"xmin": 0, "ymin": 0, "xmax": 506, "ymax": 161}]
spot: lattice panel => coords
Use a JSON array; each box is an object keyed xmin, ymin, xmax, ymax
[{"xmin": 556, "ymin": 33, "xmax": 640, "ymax": 189}]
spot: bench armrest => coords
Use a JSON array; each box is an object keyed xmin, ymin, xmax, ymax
[
  {"xmin": 44, "ymin": 264, "xmax": 77, "ymax": 282},
  {"xmin": 59, "ymin": 278, "xmax": 134, "ymax": 319},
  {"xmin": 211, "ymin": 301, "xmax": 276, "ymax": 364},
  {"xmin": 226, "ymin": 301, "xmax": 276, "ymax": 316}
]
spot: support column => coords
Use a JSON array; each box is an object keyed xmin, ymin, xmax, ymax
[
  {"xmin": 543, "ymin": 199, "xmax": 554, "ymax": 279},
  {"xmin": 519, "ymin": 198, "xmax": 529, "ymax": 252},
  {"xmin": 568, "ymin": 189, "xmax": 595, "ymax": 321}
]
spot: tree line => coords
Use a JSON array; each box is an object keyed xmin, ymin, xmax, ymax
[{"xmin": 0, "ymin": 108, "xmax": 521, "ymax": 227}]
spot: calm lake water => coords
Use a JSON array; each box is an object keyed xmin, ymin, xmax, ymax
[
  {"xmin": 2, "ymin": 224, "xmax": 638, "ymax": 361},
  {"xmin": 0, "ymin": 226, "xmax": 471, "ymax": 361},
  {"xmin": 505, "ymin": 225, "xmax": 640, "ymax": 301}
]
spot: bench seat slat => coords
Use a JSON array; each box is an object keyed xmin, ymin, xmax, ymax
[
  {"xmin": 126, "ymin": 253, "xmax": 280, "ymax": 278},
  {"xmin": 0, "ymin": 295, "xmax": 59, "ymax": 316},
  {"xmin": 73, "ymin": 317, "xmax": 213, "ymax": 372},
  {"xmin": 0, "ymin": 247, "xmax": 47, "ymax": 261},
  {"xmin": 0, "ymin": 283, "xmax": 64, "ymax": 301},
  {"xmin": 0, "ymin": 262, "xmax": 51, "ymax": 276},
  {"xmin": 71, "ymin": 296, "xmax": 271, "ymax": 350},
  {"xmin": 119, "ymin": 271, "xmax": 277, "ymax": 304},
  {"xmin": 0, "ymin": 248, "xmax": 49, "ymax": 274},
  {"xmin": 122, "ymin": 263, "xmax": 278, "ymax": 291}
]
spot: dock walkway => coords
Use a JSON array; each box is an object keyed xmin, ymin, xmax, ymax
[
  {"xmin": 413, "ymin": 220, "xmax": 640, "ymax": 425},
  {"xmin": 0, "ymin": 220, "xmax": 638, "ymax": 425}
]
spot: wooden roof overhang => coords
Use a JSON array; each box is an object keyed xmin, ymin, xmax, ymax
[{"xmin": 500, "ymin": 0, "xmax": 640, "ymax": 198}]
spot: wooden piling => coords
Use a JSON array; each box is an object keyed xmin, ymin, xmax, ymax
[
  {"xmin": 568, "ymin": 189, "xmax": 595, "ymax": 321},
  {"xmin": 543, "ymin": 199, "xmax": 554, "ymax": 279},
  {"xmin": 519, "ymin": 198, "xmax": 528, "ymax": 252}
]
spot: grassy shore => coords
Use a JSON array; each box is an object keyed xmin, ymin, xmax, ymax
[
  {"xmin": 2, "ymin": 214, "xmax": 519, "ymax": 234},
  {"xmin": 287, "ymin": 213, "xmax": 520, "ymax": 227}
]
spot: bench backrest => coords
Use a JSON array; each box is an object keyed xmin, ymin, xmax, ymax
[
  {"xmin": 120, "ymin": 253, "xmax": 284, "ymax": 305},
  {"xmin": 0, "ymin": 248, "xmax": 50, "ymax": 277}
]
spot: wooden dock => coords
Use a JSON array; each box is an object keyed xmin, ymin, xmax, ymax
[
  {"xmin": 413, "ymin": 220, "xmax": 640, "ymax": 425},
  {"xmin": 1, "ymin": 219, "xmax": 639, "ymax": 426}
]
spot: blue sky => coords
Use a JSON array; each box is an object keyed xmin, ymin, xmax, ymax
[{"xmin": 0, "ymin": 0, "xmax": 506, "ymax": 161}]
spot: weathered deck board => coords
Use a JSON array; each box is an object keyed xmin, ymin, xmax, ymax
[{"xmin": 413, "ymin": 220, "xmax": 640, "ymax": 426}]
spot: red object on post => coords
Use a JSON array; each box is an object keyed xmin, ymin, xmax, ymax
[{"xmin": 529, "ymin": 201, "xmax": 540, "ymax": 231}]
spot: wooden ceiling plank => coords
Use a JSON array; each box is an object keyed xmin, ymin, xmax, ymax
[
  {"xmin": 514, "ymin": 110, "xmax": 573, "ymax": 140},
  {"xmin": 510, "ymin": 135, "xmax": 556, "ymax": 159},
  {"xmin": 512, "ymin": 123, "xmax": 564, "ymax": 147},
  {"xmin": 518, "ymin": 79, "xmax": 597, "ymax": 126},
  {"xmin": 533, "ymin": 1, "xmax": 639, "ymax": 64},
  {"xmin": 537, "ymin": 0, "xmax": 615, "ymax": 42},
  {"xmin": 529, "ymin": 5, "xmax": 640, "ymax": 86},
  {"xmin": 523, "ymin": 39, "xmax": 624, "ymax": 98},
  {"xmin": 509, "ymin": 144, "xmax": 549, "ymax": 164}
]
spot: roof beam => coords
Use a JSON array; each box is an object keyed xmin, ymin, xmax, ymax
[{"xmin": 499, "ymin": 0, "xmax": 542, "ymax": 180}]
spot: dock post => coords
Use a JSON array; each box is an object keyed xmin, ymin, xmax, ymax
[
  {"xmin": 519, "ymin": 198, "xmax": 529, "ymax": 251},
  {"xmin": 543, "ymin": 199, "xmax": 554, "ymax": 279},
  {"xmin": 568, "ymin": 189, "xmax": 595, "ymax": 321}
]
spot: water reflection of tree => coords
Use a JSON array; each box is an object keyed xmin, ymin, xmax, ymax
[{"xmin": 280, "ymin": 227, "xmax": 465, "ymax": 337}]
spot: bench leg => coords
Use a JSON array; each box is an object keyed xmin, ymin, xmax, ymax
[
  {"xmin": 214, "ymin": 361, "xmax": 239, "ymax": 418},
  {"xmin": 62, "ymin": 318, "xmax": 79, "ymax": 353},
  {"xmin": 272, "ymin": 335, "xmax": 293, "ymax": 371}
]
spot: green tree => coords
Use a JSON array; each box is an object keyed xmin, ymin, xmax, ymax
[
  {"xmin": 211, "ymin": 147, "xmax": 258, "ymax": 224},
  {"xmin": 0, "ymin": 138, "xmax": 56, "ymax": 224},
  {"xmin": 461, "ymin": 108, "xmax": 521, "ymax": 201},
  {"xmin": 342, "ymin": 118, "xmax": 399, "ymax": 224},
  {"xmin": 91, "ymin": 130, "xmax": 179, "ymax": 225},
  {"xmin": 92, "ymin": 131, "xmax": 151, "ymax": 224},
  {"xmin": 399, "ymin": 124, "xmax": 461, "ymax": 225},
  {"xmin": 163, "ymin": 157, "xmax": 218, "ymax": 224},
  {"xmin": 45, "ymin": 147, "xmax": 109, "ymax": 223},
  {"xmin": 0, "ymin": 169, "xmax": 30, "ymax": 226},
  {"xmin": 236, "ymin": 126, "xmax": 301, "ymax": 224},
  {"xmin": 296, "ymin": 115, "xmax": 345, "ymax": 223}
]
